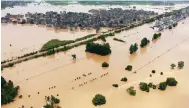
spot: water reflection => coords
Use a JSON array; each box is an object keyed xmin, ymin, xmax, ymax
[
  {"xmin": 128, "ymin": 53, "xmax": 137, "ymax": 62},
  {"xmin": 85, "ymin": 52, "xmax": 110, "ymax": 63}
]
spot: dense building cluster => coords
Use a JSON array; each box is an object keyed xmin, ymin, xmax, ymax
[{"xmin": 1, "ymin": 8, "xmax": 156, "ymax": 29}]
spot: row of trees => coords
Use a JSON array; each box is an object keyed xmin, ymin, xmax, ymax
[
  {"xmin": 158, "ymin": 77, "xmax": 178, "ymax": 91},
  {"xmin": 1, "ymin": 76, "xmax": 19, "ymax": 105},
  {"xmin": 86, "ymin": 43, "xmax": 111, "ymax": 56}
]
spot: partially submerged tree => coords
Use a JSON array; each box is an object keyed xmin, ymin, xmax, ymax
[
  {"xmin": 102, "ymin": 62, "xmax": 109, "ymax": 67},
  {"xmin": 125, "ymin": 65, "xmax": 132, "ymax": 71},
  {"xmin": 178, "ymin": 61, "xmax": 184, "ymax": 69},
  {"xmin": 166, "ymin": 77, "xmax": 178, "ymax": 86},
  {"xmin": 1, "ymin": 76, "xmax": 19, "ymax": 105},
  {"xmin": 71, "ymin": 54, "xmax": 76, "ymax": 60},
  {"xmin": 171, "ymin": 63, "xmax": 176, "ymax": 69},
  {"xmin": 120, "ymin": 77, "xmax": 127, "ymax": 82},
  {"xmin": 158, "ymin": 82, "xmax": 167, "ymax": 91},
  {"xmin": 92, "ymin": 94, "xmax": 106, "ymax": 106},
  {"xmin": 140, "ymin": 37, "xmax": 150, "ymax": 48},
  {"xmin": 127, "ymin": 86, "xmax": 136, "ymax": 96},
  {"xmin": 129, "ymin": 43, "xmax": 138, "ymax": 54},
  {"xmin": 112, "ymin": 84, "xmax": 119, "ymax": 88}
]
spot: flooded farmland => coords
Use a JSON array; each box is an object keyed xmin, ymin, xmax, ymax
[
  {"xmin": 1, "ymin": 11, "xmax": 189, "ymax": 108},
  {"xmin": 1, "ymin": 2, "xmax": 189, "ymax": 108}
]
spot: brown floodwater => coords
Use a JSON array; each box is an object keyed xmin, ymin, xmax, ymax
[
  {"xmin": 1, "ymin": 23, "xmax": 110, "ymax": 60},
  {"xmin": 1, "ymin": 18, "xmax": 189, "ymax": 108}
]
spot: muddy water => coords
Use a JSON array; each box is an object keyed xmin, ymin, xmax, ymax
[
  {"xmin": 1, "ymin": 23, "xmax": 110, "ymax": 60},
  {"xmin": 2, "ymin": 17, "xmax": 189, "ymax": 108},
  {"xmin": 2, "ymin": 3, "xmax": 189, "ymax": 17}
]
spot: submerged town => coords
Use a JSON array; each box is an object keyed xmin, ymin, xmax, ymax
[{"xmin": 1, "ymin": 1, "xmax": 189, "ymax": 108}]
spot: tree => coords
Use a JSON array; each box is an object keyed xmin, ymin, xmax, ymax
[
  {"xmin": 120, "ymin": 77, "xmax": 127, "ymax": 82},
  {"xmin": 152, "ymin": 70, "xmax": 156, "ymax": 73},
  {"xmin": 125, "ymin": 65, "xmax": 132, "ymax": 71},
  {"xmin": 152, "ymin": 33, "xmax": 161, "ymax": 40},
  {"xmin": 102, "ymin": 62, "xmax": 109, "ymax": 67},
  {"xmin": 139, "ymin": 82, "xmax": 149, "ymax": 92},
  {"xmin": 112, "ymin": 84, "xmax": 119, "ymax": 87},
  {"xmin": 71, "ymin": 54, "xmax": 76, "ymax": 60},
  {"xmin": 92, "ymin": 94, "xmax": 106, "ymax": 106},
  {"xmin": 129, "ymin": 43, "xmax": 138, "ymax": 54},
  {"xmin": 1, "ymin": 76, "xmax": 19, "ymax": 105},
  {"xmin": 140, "ymin": 37, "xmax": 150, "ymax": 47},
  {"xmin": 178, "ymin": 61, "xmax": 184, "ymax": 69},
  {"xmin": 86, "ymin": 43, "xmax": 111, "ymax": 56},
  {"xmin": 158, "ymin": 82, "xmax": 167, "ymax": 91},
  {"xmin": 127, "ymin": 86, "xmax": 136, "ymax": 96},
  {"xmin": 166, "ymin": 77, "xmax": 178, "ymax": 86},
  {"xmin": 171, "ymin": 63, "xmax": 176, "ymax": 69}
]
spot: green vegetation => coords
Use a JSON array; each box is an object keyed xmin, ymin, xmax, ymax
[
  {"xmin": 41, "ymin": 39, "xmax": 73, "ymax": 51},
  {"xmin": 113, "ymin": 38, "xmax": 125, "ymax": 43},
  {"xmin": 1, "ymin": 76, "xmax": 19, "ymax": 105},
  {"xmin": 140, "ymin": 37, "xmax": 150, "ymax": 47},
  {"xmin": 92, "ymin": 94, "xmax": 106, "ymax": 106},
  {"xmin": 178, "ymin": 61, "xmax": 184, "ymax": 69},
  {"xmin": 127, "ymin": 86, "xmax": 136, "ymax": 96},
  {"xmin": 158, "ymin": 82, "xmax": 167, "ymax": 91},
  {"xmin": 152, "ymin": 33, "xmax": 161, "ymax": 40},
  {"xmin": 102, "ymin": 62, "xmax": 109, "ymax": 67},
  {"xmin": 18, "ymin": 51, "xmax": 37, "ymax": 59},
  {"xmin": 43, "ymin": 95, "xmax": 60, "ymax": 108},
  {"xmin": 120, "ymin": 77, "xmax": 128, "ymax": 82},
  {"xmin": 148, "ymin": 82, "xmax": 153, "ymax": 88},
  {"xmin": 112, "ymin": 84, "xmax": 119, "ymax": 87},
  {"xmin": 139, "ymin": 82, "xmax": 149, "ymax": 92},
  {"xmin": 171, "ymin": 63, "xmax": 176, "ymax": 69},
  {"xmin": 125, "ymin": 65, "xmax": 132, "ymax": 71},
  {"xmin": 129, "ymin": 43, "xmax": 138, "ymax": 54},
  {"xmin": 166, "ymin": 77, "xmax": 178, "ymax": 86},
  {"xmin": 86, "ymin": 43, "xmax": 111, "ymax": 56}
]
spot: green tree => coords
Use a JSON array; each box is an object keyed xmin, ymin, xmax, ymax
[
  {"xmin": 125, "ymin": 65, "xmax": 132, "ymax": 71},
  {"xmin": 166, "ymin": 77, "xmax": 178, "ymax": 86},
  {"xmin": 102, "ymin": 62, "xmax": 109, "ymax": 67},
  {"xmin": 178, "ymin": 61, "xmax": 184, "ymax": 69},
  {"xmin": 158, "ymin": 82, "xmax": 167, "ymax": 91},
  {"xmin": 139, "ymin": 82, "xmax": 149, "ymax": 92},
  {"xmin": 112, "ymin": 84, "xmax": 119, "ymax": 87},
  {"xmin": 171, "ymin": 63, "xmax": 176, "ymax": 69},
  {"xmin": 127, "ymin": 86, "xmax": 136, "ymax": 96},
  {"xmin": 1, "ymin": 76, "xmax": 19, "ymax": 105},
  {"xmin": 86, "ymin": 43, "xmax": 111, "ymax": 56},
  {"xmin": 92, "ymin": 94, "xmax": 106, "ymax": 106},
  {"xmin": 129, "ymin": 43, "xmax": 138, "ymax": 54},
  {"xmin": 120, "ymin": 77, "xmax": 127, "ymax": 82},
  {"xmin": 140, "ymin": 37, "xmax": 150, "ymax": 47}
]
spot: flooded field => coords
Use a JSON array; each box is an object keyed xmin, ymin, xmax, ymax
[
  {"xmin": 1, "ymin": 23, "xmax": 110, "ymax": 60},
  {"xmin": 1, "ymin": 15, "xmax": 189, "ymax": 108}
]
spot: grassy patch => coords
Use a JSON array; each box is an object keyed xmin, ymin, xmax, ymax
[{"xmin": 41, "ymin": 39, "xmax": 73, "ymax": 51}]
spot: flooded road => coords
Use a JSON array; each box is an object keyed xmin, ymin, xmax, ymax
[{"xmin": 1, "ymin": 16, "xmax": 189, "ymax": 108}]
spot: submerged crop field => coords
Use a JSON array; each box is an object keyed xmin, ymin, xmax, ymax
[{"xmin": 1, "ymin": 1, "xmax": 189, "ymax": 108}]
